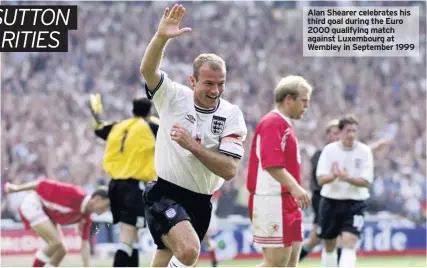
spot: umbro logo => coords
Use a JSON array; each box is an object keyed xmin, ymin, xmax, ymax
[
  {"xmin": 165, "ymin": 208, "xmax": 176, "ymax": 219},
  {"xmin": 185, "ymin": 114, "xmax": 196, "ymax": 124}
]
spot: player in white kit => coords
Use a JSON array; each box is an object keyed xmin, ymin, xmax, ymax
[
  {"xmin": 139, "ymin": 4, "xmax": 247, "ymax": 267},
  {"xmin": 316, "ymin": 115, "xmax": 374, "ymax": 268}
]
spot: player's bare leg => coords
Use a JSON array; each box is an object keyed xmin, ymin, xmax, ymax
[
  {"xmin": 301, "ymin": 228, "xmax": 343, "ymax": 262},
  {"xmin": 321, "ymin": 238, "xmax": 338, "ymax": 267},
  {"xmin": 300, "ymin": 223, "xmax": 321, "ymax": 260},
  {"xmin": 338, "ymin": 232, "xmax": 359, "ymax": 268},
  {"xmin": 336, "ymin": 236, "xmax": 343, "ymax": 261},
  {"xmin": 150, "ymin": 249, "xmax": 173, "ymax": 267},
  {"xmin": 201, "ymin": 235, "xmax": 218, "ymax": 267},
  {"xmin": 114, "ymin": 222, "xmax": 138, "ymax": 267},
  {"xmin": 131, "ymin": 233, "xmax": 141, "ymax": 267},
  {"xmin": 260, "ymin": 247, "xmax": 292, "ymax": 267},
  {"xmin": 287, "ymin": 241, "xmax": 302, "ymax": 267},
  {"xmin": 49, "ymin": 225, "xmax": 67, "ymax": 266},
  {"xmin": 161, "ymin": 220, "xmax": 200, "ymax": 267},
  {"xmin": 31, "ymin": 220, "xmax": 65, "ymax": 267}
]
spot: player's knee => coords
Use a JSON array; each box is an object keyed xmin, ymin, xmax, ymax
[
  {"xmin": 287, "ymin": 256, "xmax": 299, "ymax": 267},
  {"xmin": 341, "ymin": 232, "xmax": 359, "ymax": 248},
  {"xmin": 269, "ymin": 258, "xmax": 288, "ymax": 267},
  {"xmin": 265, "ymin": 253, "xmax": 288, "ymax": 267},
  {"xmin": 58, "ymin": 244, "xmax": 67, "ymax": 255},
  {"xmin": 175, "ymin": 242, "xmax": 200, "ymax": 266},
  {"xmin": 55, "ymin": 246, "xmax": 68, "ymax": 261},
  {"xmin": 49, "ymin": 240, "xmax": 66, "ymax": 254},
  {"xmin": 307, "ymin": 233, "xmax": 320, "ymax": 247},
  {"xmin": 119, "ymin": 222, "xmax": 138, "ymax": 244},
  {"xmin": 323, "ymin": 239, "xmax": 337, "ymax": 252}
]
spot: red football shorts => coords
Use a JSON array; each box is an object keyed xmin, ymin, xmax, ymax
[{"xmin": 249, "ymin": 193, "xmax": 303, "ymax": 247}]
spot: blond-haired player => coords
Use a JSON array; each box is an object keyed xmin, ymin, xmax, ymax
[{"xmin": 247, "ymin": 75, "xmax": 312, "ymax": 267}]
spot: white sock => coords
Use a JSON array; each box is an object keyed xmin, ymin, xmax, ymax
[
  {"xmin": 117, "ymin": 242, "xmax": 133, "ymax": 257},
  {"xmin": 35, "ymin": 249, "xmax": 50, "ymax": 263},
  {"xmin": 339, "ymin": 248, "xmax": 356, "ymax": 268},
  {"xmin": 167, "ymin": 256, "xmax": 193, "ymax": 267},
  {"xmin": 321, "ymin": 248, "xmax": 337, "ymax": 267}
]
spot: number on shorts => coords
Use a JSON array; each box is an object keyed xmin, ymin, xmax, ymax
[
  {"xmin": 120, "ymin": 130, "xmax": 128, "ymax": 153},
  {"xmin": 352, "ymin": 215, "xmax": 364, "ymax": 232}
]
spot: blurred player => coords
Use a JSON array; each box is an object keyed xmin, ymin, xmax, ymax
[
  {"xmin": 299, "ymin": 120, "xmax": 391, "ymax": 261},
  {"xmin": 90, "ymin": 94, "xmax": 158, "ymax": 267},
  {"xmin": 247, "ymin": 75, "xmax": 312, "ymax": 267},
  {"xmin": 200, "ymin": 190, "xmax": 221, "ymax": 267},
  {"xmin": 4, "ymin": 179, "xmax": 109, "ymax": 267},
  {"xmin": 299, "ymin": 119, "xmax": 342, "ymax": 261},
  {"xmin": 316, "ymin": 115, "xmax": 374, "ymax": 268},
  {"xmin": 140, "ymin": 4, "xmax": 247, "ymax": 267}
]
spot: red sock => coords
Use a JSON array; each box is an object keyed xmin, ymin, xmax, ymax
[{"xmin": 32, "ymin": 258, "xmax": 45, "ymax": 267}]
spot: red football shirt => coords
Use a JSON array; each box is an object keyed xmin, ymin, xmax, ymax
[
  {"xmin": 247, "ymin": 110, "xmax": 301, "ymax": 195},
  {"xmin": 36, "ymin": 179, "xmax": 91, "ymax": 240}
]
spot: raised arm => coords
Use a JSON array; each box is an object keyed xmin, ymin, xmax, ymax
[
  {"xmin": 368, "ymin": 138, "xmax": 391, "ymax": 152},
  {"xmin": 140, "ymin": 4, "xmax": 192, "ymax": 91},
  {"xmin": 89, "ymin": 93, "xmax": 115, "ymax": 140}
]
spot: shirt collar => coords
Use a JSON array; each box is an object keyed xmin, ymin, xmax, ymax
[
  {"xmin": 338, "ymin": 140, "xmax": 357, "ymax": 151},
  {"xmin": 195, "ymin": 99, "xmax": 221, "ymax": 114},
  {"xmin": 273, "ymin": 109, "xmax": 293, "ymax": 126}
]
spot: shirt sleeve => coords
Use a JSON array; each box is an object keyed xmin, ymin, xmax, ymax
[
  {"xmin": 219, "ymin": 106, "xmax": 247, "ymax": 159},
  {"xmin": 259, "ymin": 121, "xmax": 287, "ymax": 169},
  {"xmin": 94, "ymin": 123, "xmax": 116, "ymax": 140},
  {"xmin": 360, "ymin": 148, "xmax": 374, "ymax": 183},
  {"xmin": 81, "ymin": 214, "xmax": 92, "ymax": 240},
  {"xmin": 316, "ymin": 146, "xmax": 332, "ymax": 177},
  {"xmin": 144, "ymin": 72, "xmax": 178, "ymax": 115}
]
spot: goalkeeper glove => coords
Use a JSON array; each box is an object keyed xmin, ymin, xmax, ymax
[{"xmin": 89, "ymin": 93, "xmax": 104, "ymax": 130}]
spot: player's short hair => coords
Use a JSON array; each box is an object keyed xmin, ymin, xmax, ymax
[
  {"xmin": 193, "ymin": 53, "xmax": 226, "ymax": 80},
  {"xmin": 132, "ymin": 98, "xmax": 152, "ymax": 117},
  {"xmin": 91, "ymin": 186, "xmax": 109, "ymax": 200},
  {"xmin": 274, "ymin": 75, "xmax": 313, "ymax": 104},
  {"xmin": 338, "ymin": 115, "xmax": 359, "ymax": 130},
  {"xmin": 325, "ymin": 119, "xmax": 339, "ymax": 133}
]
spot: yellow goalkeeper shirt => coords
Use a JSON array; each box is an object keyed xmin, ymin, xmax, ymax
[{"xmin": 101, "ymin": 117, "xmax": 156, "ymax": 182}]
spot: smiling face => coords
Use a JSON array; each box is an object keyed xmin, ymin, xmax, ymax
[
  {"xmin": 190, "ymin": 63, "xmax": 225, "ymax": 109},
  {"xmin": 190, "ymin": 54, "xmax": 227, "ymax": 110}
]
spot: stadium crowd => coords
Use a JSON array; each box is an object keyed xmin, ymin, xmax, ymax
[{"xmin": 2, "ymin": 1, "xmax": 426, "ymax": 223}]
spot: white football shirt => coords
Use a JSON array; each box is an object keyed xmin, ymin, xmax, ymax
[
  {"xmin": 316, "ymin": 140, "xmax": 374, "ymax": 200},
  {"xmin": 145, "ymin": 72, "xmax": 247, "ymax": 195}
]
